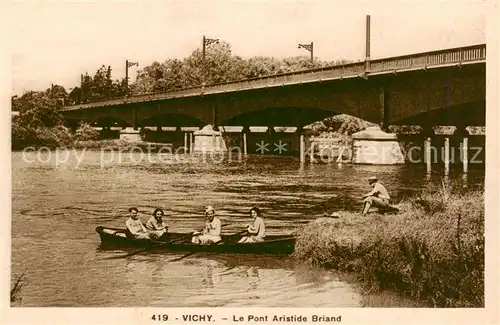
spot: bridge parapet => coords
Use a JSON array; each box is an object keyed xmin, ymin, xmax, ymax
[
  {"xmin": 62, "ymin": 44, "xmax": 485, "ymax": 111},
  {"xmin": 369, "ymin": 44, "xmax": 485, "ymax": 73}
]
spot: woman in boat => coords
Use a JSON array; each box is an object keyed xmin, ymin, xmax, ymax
[
  {"xmin": 125, "ymin": 207, "xmax": 150, "ymax": 240},
  {"xmin": 146, "ymin": 208, "xmax": 169, "ymax": 240},
  {"xmin": 238, "ymin": 207, "xmax": 266, "ymax": 243},
  {"xmin": 191, "ymin": 206, "xmax": 221, "ymax": 245}
]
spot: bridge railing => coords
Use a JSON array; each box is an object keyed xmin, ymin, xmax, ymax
[
  {"xmin": 207, "ymin": 62, "xmax": 367, "ymax": 93},
  {"xmin": 62, "ymin": 44, "xmax": 485, "ymax": 110},
  {"xmin": 369, "ymin": 44, "xmax": 486, "ymax": 72}
]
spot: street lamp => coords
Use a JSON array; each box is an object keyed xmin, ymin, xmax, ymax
[
  {"xmin": 202, "ymin": 35, "xmax": 219, "ymax": 87},
  {"xmin": 80, "ymin": 74, "xmax": 84, "ymax": 103},
  {"xmin": 125, "ymin": 60, "xmax": 139, "ymax": 95},
  {"xmin": 298, "ymin": 42, "xmax": 314, "ymax": 63}
]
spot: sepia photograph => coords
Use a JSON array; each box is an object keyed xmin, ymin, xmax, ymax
[{"xmin": 2, "ymin": 0, "xmax": 498, "ymax": 323}]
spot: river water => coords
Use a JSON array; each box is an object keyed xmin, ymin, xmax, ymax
[{"xmin": 11, "ymin": 150, "xmax": 484, "ymax": 307}]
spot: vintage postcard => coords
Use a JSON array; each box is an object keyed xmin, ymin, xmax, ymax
[{"xmin": 1, "ymin": 0, "xmax": 498, "ymax": 324}]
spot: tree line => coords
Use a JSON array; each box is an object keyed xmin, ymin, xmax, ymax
[{"xmin": 12, "ymin": 42, "xmax": 352, "ymax": 149}]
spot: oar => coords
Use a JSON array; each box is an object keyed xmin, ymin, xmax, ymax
[
  {"xmin": 167, "ymin": 229, "xmax": 248, "ymax": 263},
  {"xmin": 105, "ymin": 235, "xmax": 190, "ymax": 260}
]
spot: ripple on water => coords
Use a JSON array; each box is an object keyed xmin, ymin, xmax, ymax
[{"xmin": 11, "ymin": 151, "xmax": 484, "ymax": 306}]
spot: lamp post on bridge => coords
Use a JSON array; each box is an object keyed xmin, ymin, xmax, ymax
[
  {"xmin": 80, "ymin": 74, "xmax": 84, "ymax": 104},
  {"xmin": 125, "ymin": 60, "xmax": 139, "ymax": 96},
  {"xmin": 365, "ymin": 15, "xmax": 371, "ymax": 72},
  {"xmin": 298, "ymin": 42, "xmax": 314, "ymax": 63},
  {"xmin": 202, "ymin": 35, "xmax": 219, "ymax": 89}
]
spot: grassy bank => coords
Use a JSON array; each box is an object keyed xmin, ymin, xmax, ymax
[{"xmin": 293, "ymin": 188, "xmax": 484, "ymax": 307}]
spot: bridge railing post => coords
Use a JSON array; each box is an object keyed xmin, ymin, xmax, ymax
[{"xmin": 444, "ymin": 137, "xmax": 450, "ymax": 176}]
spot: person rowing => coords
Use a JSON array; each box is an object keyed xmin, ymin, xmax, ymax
[
  {"xmin": 362, "ymin": 176, "xmax": 391, "ymax": 215},
  {"xmin": 125, "ymin": 207, "xmax": 150, "ymax": 240},
  {"xmin": 238, "ymin": 207, "xmax": 266, "ymax": 243},
  {"xmin": 191, "ymin": 206, "xmax": 222, "ymax": 245},
  {"xmin": 146, "ymin": 208, "xmax": 169, "ymax": 240}
]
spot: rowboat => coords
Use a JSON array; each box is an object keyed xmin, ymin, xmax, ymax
[{"xmin": 96, "ymin": 226, "xmax": 297, "ymax": 255}]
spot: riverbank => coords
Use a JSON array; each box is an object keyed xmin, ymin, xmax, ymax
[
  {"xmin": 13, "ymin": 138, "xmax": 177, "ymax": 152},
  {"xmin": 292, "ymin": 187, "xmax": 484, "ymax": 307}
]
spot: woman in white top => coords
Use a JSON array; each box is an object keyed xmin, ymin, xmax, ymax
[
  {"xmin": 238, "ymin": 207, "xmax": 266, "ymax": 243},
  {"xmin": 191, "ymin": 206, "xmax": 222, "ymax": 245}
]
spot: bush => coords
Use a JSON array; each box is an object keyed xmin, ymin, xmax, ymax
[
  {"xmin": 308, "ymin": 114, "xmax": 376, "ymax": 136},
  {"xmin": 293, "ymin": 190, "xmax": 484, "ymax": 307},
  {"xmin": 11, "ymin": 273, "xmax": 28, "ymax": 306},
  {"xmin": 12, "ymin": 123, "xmax": 75, "ymax": 150},
  {"xmin": 76, "ymin": 122, "xmax": 100, "ymax": 141}
]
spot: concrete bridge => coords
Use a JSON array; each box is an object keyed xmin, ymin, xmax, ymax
[{"xmin": 62, "ymin": 44, "xmax": 486, "ymax": 130}]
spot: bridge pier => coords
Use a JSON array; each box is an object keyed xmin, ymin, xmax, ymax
[
  {"xmin": 297, "ymin": 127, "xmax": 305, "ymax": 163},
  {"xmin": 462, "ymin": 136, "xmax": 468, "ymax": 173},
  {"xmin": 310, "ymin": 141, "xmax": 316, "ymax": 163},
  {"xmin": 455, "ymin": 126, "xmax": 470, "ymax": 173},
  {"xmin": 444, "ymin": 137, "xmax": 450, "ymax": 176},
  {"xmin": 179, "ymin": 127, "xmax": 200, "ymax": 153},
  {"xmin": 424, "ymin": 136, "xmax": 432, "ymax": 174},
  {"xmin": 242, "ymin": 126, "xmax": 249, "ymax": 155},
  {"xmin": 409, "ymin": 126, "xmax": 483, "ymax": 174},
  {"xmin": 192, "ymin": 125, "xmax": 227, "ymax": 152},
  {"xmin": 300, "ymin": 134, "xmax": 305, "ymax": 163},
  {"xmin": 422, "ymin": 126, "xmax": 434, "ymax": 174},
  {"xmin": 119, "ymin": 127, "xmax": 142, "ymax": 142}
]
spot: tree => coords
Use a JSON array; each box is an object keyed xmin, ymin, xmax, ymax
[
  {"xmin": 14, "ymin": 91, "xmax": 62, "ymax": 128},
  {"xmin": 129, "ymin": 42, "xmax": 354, "ymax": 96},
  {"xmin": 67, "ymin": 66, "xmax": 126, "ymax": 103},
  {"xmin": 11, "ymin": 90, "xmax": 69, "ymax": 149},
  {"xmin": 44, "ymin": 84, "xmax": 68, "ymax": 107}
]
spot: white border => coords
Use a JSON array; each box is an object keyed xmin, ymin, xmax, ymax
[{"xmin": 1, "ymin": 1, "xmax": 499, "ymax": 324}]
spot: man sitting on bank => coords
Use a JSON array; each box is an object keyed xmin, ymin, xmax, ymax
[
  {"xmin": 125, "ymin": 207, "xmax": 150, "ymax": 239},
  {"xmin": 362, "ymin": 176, "xmax": 391, "ymax": 215},
  {"xmin": 146, "ymin": 208, "xmax": 169, "ymax": 240},
  {"xmin": 238, "ymin": 207, "xmax": 266, "ymax": 243},
  {"xmin": 191, "ymin": 206, "xmax": 221, "ymax": 245}
]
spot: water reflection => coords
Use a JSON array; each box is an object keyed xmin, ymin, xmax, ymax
[
  {"xmin": 11, "ymin": 151, "xmax": 483, "ymax": 307},
  {"xmin": 247, "ymin": 267, "xmax": 260, "ymax": 292}
]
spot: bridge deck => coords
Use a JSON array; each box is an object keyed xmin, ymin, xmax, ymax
[{"xmin": 62, "ymin": 44, "xmax": 485, "ymax": 111}]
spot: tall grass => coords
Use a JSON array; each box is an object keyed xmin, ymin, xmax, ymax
[
  {"xmin": 10, "ymin": 273, "xmax": 28, "ymax": 306},
  {"xmin": 293, "ymin": 188, "xmax": 484, "ymax": 307}
]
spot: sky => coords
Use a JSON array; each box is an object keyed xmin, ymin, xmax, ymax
[{"xmin": 7, "ymin": 0, "xmax": 487, "ymax": 95}]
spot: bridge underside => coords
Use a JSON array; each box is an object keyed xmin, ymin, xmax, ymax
[
  {"xmin": 394, "ymin": 100, "xmax": 485, "ymax": 126},
  {"xmin": 63, "ymin": 63, "xmax": 485, "ymax": 128},
  {"xmin": 222, "ymin": 107, "xmax": 335, "ymax": 126}
]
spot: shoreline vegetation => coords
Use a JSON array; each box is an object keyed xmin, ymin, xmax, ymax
[
  {"xmin": 10, "ymin": 272, "xmax": 28, "ymax": 306},
  {"xmin": 11, "ymin": 114, "xmax": 377, "ymax": 151},
  {"xmin": 11, "ymin": 41, "xmax": 350, "ymax": 151},
  {"xmin": 292, "ymin": 185, "xmax": 484, "ymax": 307}
]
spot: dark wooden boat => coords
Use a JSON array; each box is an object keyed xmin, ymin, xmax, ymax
[{"xmin": 96, "ymin": 226, "xmax": 296, "ymax": 255}]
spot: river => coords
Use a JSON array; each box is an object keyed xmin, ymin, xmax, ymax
[{"xmin": 11, "ymin": 150, "xmax": 484, "ymax": 307}]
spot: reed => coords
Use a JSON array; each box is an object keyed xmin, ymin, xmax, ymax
[
  {"xmin": 293, "ymin": 188, "xmax": 484, "ymax": 307},
  {"xmin": 10, "ymin": 272, "xmax": 28, "ymax": 306}
]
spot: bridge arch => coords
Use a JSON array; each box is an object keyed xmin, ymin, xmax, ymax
[
  {"xmin": 220, "ymin": 106, "xmax": 338, "ymax": 127},
  {"xmin": 139, "ymin": 113, "xmax": 207, "ymax": 127},
  {"xmin": 89, "ymin": 116, "xmax": 132, "ymax": 127},
  {"xmin": 393, "ymin": 100, "xmax": 485, "ymax": 126},
  {"xmin": 135, "ymin": 98, "xmax": 213, "ymax": 126},
  {"xmin": 215, "ymin": 80, "xmax": 383, "ymax": 126}
]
